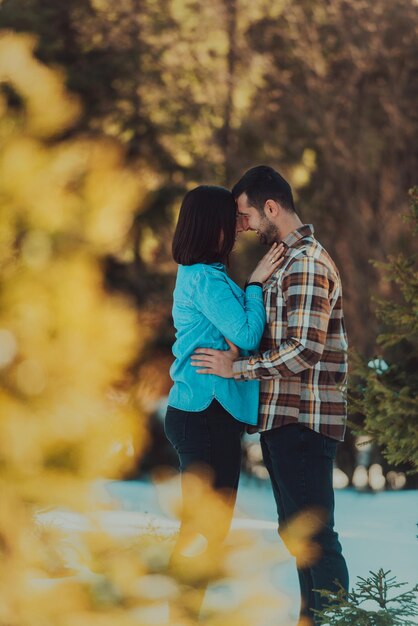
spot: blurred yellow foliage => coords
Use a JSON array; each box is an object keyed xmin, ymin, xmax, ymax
[
  {"xmin": 0, "ymin": 31, "xmax": 152, "ymax": 624},
  {"xmin": 0, "ymin": 32, "xmax": 81, "ymax": 138},
  {"xmin": 0, "ymin": 31, "xmax": 319, "ymax": 626}
]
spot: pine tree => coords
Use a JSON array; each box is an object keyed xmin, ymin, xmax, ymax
[
  {"xmin": 350, "ymin": 187, "xmax": 418, "ymax": 472},
  {"xmin": 314, "ymin": 569, "xmax": 418, "ymax": 626}
]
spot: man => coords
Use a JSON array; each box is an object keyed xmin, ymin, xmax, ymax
[{"xmin": 191, "ymin": 165, "xmax": 349, "ymax": 626}]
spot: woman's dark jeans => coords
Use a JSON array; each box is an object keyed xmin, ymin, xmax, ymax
[
  {"xmin": 164, "ymin": 399, "xmax": 244, "ymax": 587},
  {"xmin": 165, "ymin": 399, "xmax": 244, "ymax": 495},
  {"xmin": 260, "ymin": 423, "xmax": 349, "ymax": 625}
]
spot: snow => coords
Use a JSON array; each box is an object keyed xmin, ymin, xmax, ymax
[
  {"xmin": 36, "ymin": 477, "xmax": 417, "ymax": 625},
  {"xmin": 103, "ymin": 477, "xmax": 418, "ymax": 624}
]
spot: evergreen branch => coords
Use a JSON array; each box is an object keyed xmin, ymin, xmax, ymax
[{"xmin": 315, "ymin": 570, "xmax": 418, "ymax": 626}]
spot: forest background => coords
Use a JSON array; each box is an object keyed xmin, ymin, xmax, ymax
[{"xmin": 1, "ymin": 0, "xmax": 417, "ymax": 486}]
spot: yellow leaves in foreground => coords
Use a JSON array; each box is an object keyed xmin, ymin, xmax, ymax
[
  {"xmin": 151, "ymin": 469, "xmax": 324, "ymax": 626},
  {"xmin": 0, "ymin": 31, "xmax": 152, "ymax": 624},
  {"xmin": 0, "ymin": 31, "xmax": 323, "ymax": 626},
  {"xmin": 0, "ymin": 31, "xmax": 81, "ymax": 138}
]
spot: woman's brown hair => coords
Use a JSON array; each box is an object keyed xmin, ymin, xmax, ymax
[{"xmin": 172, "ymin": 185, "xmax": 236, "ymax": 265}]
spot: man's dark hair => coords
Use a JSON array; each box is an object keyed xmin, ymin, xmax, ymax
[
  {"xmin": 232, "ymin": 165, "xmax": 295, "ymax": 213},
  {"xmin": 172, "ymin": 185, "xmax": 236, "ymax": 265}
]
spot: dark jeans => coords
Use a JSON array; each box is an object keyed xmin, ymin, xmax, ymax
[
  {"xmin": 164, "ymin": 399, "xmax": 244, "ymax": 589},
  {"xmin": 165, "ymin": 399, "xmax": 244, "ymax": 493},
  {"xmin": 260, "ymin": 423, "xmax": 349, "ymax": 625}
]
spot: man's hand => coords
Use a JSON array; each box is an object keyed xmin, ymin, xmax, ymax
[{"xmin": 191, "ymin": 339, "xmax": 239, "ymax": 378}]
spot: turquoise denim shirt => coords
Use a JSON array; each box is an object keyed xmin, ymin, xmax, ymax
[{"xmin": 168, "ymin": 262, "xmax": 265, "ymax": 425}]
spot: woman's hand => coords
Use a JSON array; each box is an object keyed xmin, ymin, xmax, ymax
[{"xmin": 248, "ymin": 242, "xmax": 285, "ymax": 283}]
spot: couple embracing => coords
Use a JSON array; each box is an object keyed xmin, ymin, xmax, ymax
[{"xmin": 164, "ymin": 165, "xmax": 349, "ymax": 625}]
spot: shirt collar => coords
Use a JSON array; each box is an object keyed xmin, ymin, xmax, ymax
[
  {"xmin": 282, "ymin": 224, "xmax": 314, "ymax": 248},
  {"xmin": 209, "ymin": 262, "xmax": 226, "ymax": 271}
]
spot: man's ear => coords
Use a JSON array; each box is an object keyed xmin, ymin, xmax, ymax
[{"xmin": 264, "ymin": 200, "xmax": 280, "ymax": 217}]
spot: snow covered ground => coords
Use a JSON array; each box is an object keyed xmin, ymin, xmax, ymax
[{"xmin": 102, "ymin": 477, "xmax": 418, "ymax": 624}]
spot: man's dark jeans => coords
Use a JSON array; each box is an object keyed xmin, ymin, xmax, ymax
[{"xmin": 260, "ymin": 423, "xmax": 349, "ymax": 625}]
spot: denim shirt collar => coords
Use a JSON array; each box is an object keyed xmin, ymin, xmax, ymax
[{"xmin": 208, "ymin": 262, "xmax": 226, "ymax": 272}]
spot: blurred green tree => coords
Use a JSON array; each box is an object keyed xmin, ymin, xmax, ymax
[{"xmin": 350, "ymin": 187, "xmax": 418, "ymax": 473}]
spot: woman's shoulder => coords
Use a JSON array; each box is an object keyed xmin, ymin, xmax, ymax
[{"xmin": 178, "ymin": 263, "xmax": 227, "ymax": 280}]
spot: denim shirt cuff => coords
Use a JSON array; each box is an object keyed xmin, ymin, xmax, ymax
[{"xmin": 244, "ymin": 284, "xmax": 263, "ymax": 299}]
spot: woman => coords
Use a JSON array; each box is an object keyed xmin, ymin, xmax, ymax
[{"xmin": 164, "ymin": 185, "xmax": 284, "ymax": 606}]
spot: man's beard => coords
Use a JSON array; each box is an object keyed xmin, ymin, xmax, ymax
[{"xmin": 258, "ymin": 217, "xmax": 279, "ymax": 245}]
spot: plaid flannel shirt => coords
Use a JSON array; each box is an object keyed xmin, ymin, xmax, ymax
[{"xmin": 233, "ymin": 224, "xmax": 348, "ymax": 441}]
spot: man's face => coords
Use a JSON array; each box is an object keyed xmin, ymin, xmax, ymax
[{"xmin": 236, "ymin": 193, "xmax": 278, "ymax": 245}]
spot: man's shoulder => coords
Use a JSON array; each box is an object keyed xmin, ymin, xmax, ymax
[{"xmin": 285, "ymin": 238, "xmax": 340, "ymax": 278}]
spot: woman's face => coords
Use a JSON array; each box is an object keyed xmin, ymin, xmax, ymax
[
  {"xmin": 219, "ymin": 212, "xmax": 240, "ymax": 249},
  {"xmin": 235, "ymin": 213, "xmax": 248, "ymax": 237}
]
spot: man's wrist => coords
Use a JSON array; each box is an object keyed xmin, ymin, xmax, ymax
[{"xmin": 232, "ymin": 357, "xmax": 255, "ymax": 380}]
